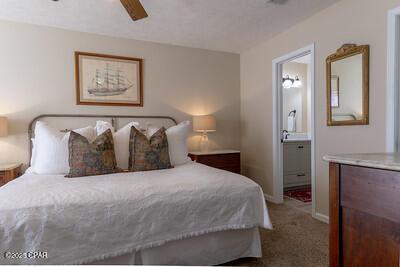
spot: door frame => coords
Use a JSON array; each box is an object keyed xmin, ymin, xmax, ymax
[
  {"xmin": 272, "ymin": 44, "xmax": 321, "ymax": 222},
  {"xmin": 386, "ymin": 6, "xmax": 400, "ymax": 152}
]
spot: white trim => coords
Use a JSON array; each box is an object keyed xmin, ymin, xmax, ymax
[
  {"xmin": 272, "ymin": 55, "xmax": 283, "ymax": 204},
  {"xmin": 264, "ymin": 194, "xmax": 279, "ymax": 203},
  {"xmin": 387, "ymin": 6, "xmax": 400, "ymax": 152},
  {"xmin": 315, "ymin": 213, "xmax": 329, "ymax": 224},
  {"xmin": 309, "ymin": 46, "xmax": 316, "ymax": 222},
  {"xmin": 272, "ymin": 44, "xmax": 317, "ymax": 219}
]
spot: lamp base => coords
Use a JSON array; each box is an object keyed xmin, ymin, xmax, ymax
[{"xmin": 199, "ymin": 132, "xmax": 210, "ymax": 152}]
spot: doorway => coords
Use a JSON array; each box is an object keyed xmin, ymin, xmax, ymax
[
  {"xmin": 387, "ymin": 6, "xmax": 400, "ymax": 152},
  {"xmin": 272, "ymin": 44, "xmax": 321, "ymax": 221}
]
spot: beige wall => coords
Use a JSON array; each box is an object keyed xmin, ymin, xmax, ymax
[
  {"xmin": 0, "ymin": 21, "xmax": 240, "ymax": 166},
  {"xmin": 240, "ymin": 0, "xmax": 399, "ymax": 218}
]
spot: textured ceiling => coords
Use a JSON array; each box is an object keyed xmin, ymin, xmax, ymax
[{"xmin": 0, "ymin": 0, "xmax": 338, "ymax": 53}]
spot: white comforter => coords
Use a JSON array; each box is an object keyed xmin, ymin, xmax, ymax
[{"xmin": 0, "ymin": 162, "xmax": 272, "ymax": 264}]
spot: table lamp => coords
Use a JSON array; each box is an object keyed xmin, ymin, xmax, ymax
[{"xmin": 193, "ymin": 115, "xmax": 216, "ymax": 152}]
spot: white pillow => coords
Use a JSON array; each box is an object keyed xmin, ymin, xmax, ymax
[
  {"xmin": 147, "ymin": 121, "xmax": 191, "ymax": 166},
  {"xmin": 33, "ymin": 121, "xmax": 96, "ymax": 175},
  {"xmin": 95, "ymin": 121, "xmax": 115, "ymax": 136},
  {"xmin": 95, "ymin": 120, "xmax": 140, "ymax": 170}
]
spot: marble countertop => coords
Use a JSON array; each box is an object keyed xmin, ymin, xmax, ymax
[
  {"xmin": 323, "ymin": 153, "xmax": 400, "ymax": 171},
  {"xmin": 283, "ymin": 139, "xmax": 311, "ymax": 143}
]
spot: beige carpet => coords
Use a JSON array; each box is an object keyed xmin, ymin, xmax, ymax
[{"xmin": 225, "ymin": 202, "xmax": 328, "ymax": 267}]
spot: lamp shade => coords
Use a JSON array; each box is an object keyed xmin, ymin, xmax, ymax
[
  {"xmin": 0, "ymin": 117, "xmax": 8, "ymax": 137},
  {"xmin": 193, "ymin": 115, "xmax": 216, "ymax": 132}
]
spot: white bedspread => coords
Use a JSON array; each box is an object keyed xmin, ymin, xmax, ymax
[{"xmin": 0, "ymin": 162, "xmax": 271, "ymax": 264}]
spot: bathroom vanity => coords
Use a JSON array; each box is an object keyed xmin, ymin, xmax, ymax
[
  {"xmin": 283, "ymin": 139, "xmax": 311, "ymax": 188},
  {"xmin": 324, "ymin": 153, "xmax": 400, "ymax": 267}
]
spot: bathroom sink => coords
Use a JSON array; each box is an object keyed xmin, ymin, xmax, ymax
[{"xmin": 283, "ymin": 132, "xmax": 310, "ymax": 142}]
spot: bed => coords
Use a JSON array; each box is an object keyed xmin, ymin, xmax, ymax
[{"xmin": 0, "ymin": 114, "xmax": 272, "ymax": 265}]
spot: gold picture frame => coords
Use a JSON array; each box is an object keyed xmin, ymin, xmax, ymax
[
  {"xmin": 75, "ymin": 51, "xmax": 143, "ymax": 107},
  {"xmin": 326, "ymin": 44, "xmax": 369, "ymax": 126}
]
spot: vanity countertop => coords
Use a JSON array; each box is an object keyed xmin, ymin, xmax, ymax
[
  {"xmin": 323, "ymin": 153, "xmax": 400, "ymax": 171},
  {"xmin": 283, "ymin": 139, "xmax": 311, "ymax": 143}
]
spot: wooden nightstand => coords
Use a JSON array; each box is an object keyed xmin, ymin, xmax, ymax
[
  {"xmin": 189, "ymin": 150, "xmax": 241, "ymax": 174},
  {"xmin": 0, "ymin": 163, "xmax": 22, "ymax": 187}
]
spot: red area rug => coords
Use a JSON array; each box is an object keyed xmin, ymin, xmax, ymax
[{"xmin": 284, "ymin": 186, "xmax": 312, "ymax": 203}]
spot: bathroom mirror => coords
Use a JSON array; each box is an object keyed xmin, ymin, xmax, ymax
[{"xmin": 326, "ymin": 44, "xmax": 369, "ymax": 126}]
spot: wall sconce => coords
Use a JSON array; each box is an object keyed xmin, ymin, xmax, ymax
[
  {"xmin": 292, "ymin": 75, "xmax": 302, "ymax": 88},
  {"xmin": 0, "ymin": 117, "xmax": 8, "ymax": 137},
  {"xmin": 282, "ymin": 75, "xmax": 294, "ymax": 88},
  {"xmin": 193, "ymin": 115, "xmax": 216, "ymax": 152},
  {"xmin": 282, "ymin": 75, "xmax": 302, "ymax": 88}
]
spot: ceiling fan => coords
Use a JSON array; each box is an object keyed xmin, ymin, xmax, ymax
[
  {"xmin": 52, "ymin": 0, "xmax": 148, "ymax": 21},
  {"xmin": 119, "ymin": 0, "xmax": 148, "ymax": 21}
]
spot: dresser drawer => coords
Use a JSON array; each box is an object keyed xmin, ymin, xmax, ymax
[
  {"xmin": 341, "ymin": 165, "xmax": 400, "ymax": 224},
  {"xmin": 284, "ymin": 173, "xmax": 311, "ymax": 187},
  {"xmin": 0, "ymin": 165, "xmax": 22, "ymax": 187},
  {"xmin": 196, "ymin": 153, "xmax": 240, "ymax": 166},
  {"xmin": 189, "ymin": 152, "xmax": 241, "ymax": 174},
  {"xmin": 0, "ymin": 172, "xmax": 5, "ymax": 187},
  {"xmin": 214, "ymin": 165, "xmax": 240, "ymax": 174}
]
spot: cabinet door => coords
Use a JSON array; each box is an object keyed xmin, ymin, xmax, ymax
[
  {"xmin": 284, "ymin": 174, "xmax": 311, "ymax": 187},
  {"xmin": 299, "ymin": 142, "xmax": 311, "ymax": 175},
  {"xmin": 283, "ymin": 143, "xmax": 302, "ymax": 174}
]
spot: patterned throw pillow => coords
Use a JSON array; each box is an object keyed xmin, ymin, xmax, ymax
[
  {"xmin": 129, "ymin": 126, "xmax": 172, "ymax": 172},
  {"xmin": 66, "ymin": 129, "xmax": 119, "ymax": 178}
]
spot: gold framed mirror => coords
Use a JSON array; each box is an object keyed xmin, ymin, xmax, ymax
[{"xmin": 326, "ymin": 44, "xmax": 369, "ymax": 126}]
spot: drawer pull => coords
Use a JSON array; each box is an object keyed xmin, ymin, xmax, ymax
[
  {"xmin": 298, "ymin": 146, "xmax": 304, "ymax": 149},
  {"xmin": 297, "ymin": 174, "xmax": 306, "ymax": 177}
]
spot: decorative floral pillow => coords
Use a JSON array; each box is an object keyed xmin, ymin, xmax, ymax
[
  {"xmin": 66, "ymin": 129, "xmax": 119, "ymax": 178},
  {"xmin": 129, "ymin": 126, "xmax": 172, "ymax": 172}
]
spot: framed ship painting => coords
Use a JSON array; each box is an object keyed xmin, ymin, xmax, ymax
[{"xmin": 75, "ymin": 52, "xmax": 143, "ymax": 106}]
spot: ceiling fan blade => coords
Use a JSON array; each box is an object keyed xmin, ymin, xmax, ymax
[{"xmin": 120, "ymin": 0, "xmax": 148, "ymax": 21}]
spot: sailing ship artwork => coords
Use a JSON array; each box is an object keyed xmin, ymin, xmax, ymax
[
  {"xmin": 88, "ymin": 64, "xmax": 133, "ymax": 97},
  {"xmin": 75, "ymin": 52, "xmax": 143, "ymax": 106}
]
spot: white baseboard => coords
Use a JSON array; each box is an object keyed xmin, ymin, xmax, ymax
[
  {"xmin": 314, "ymin": 212, "xmax": 329, "ymax": 224},
  {"xmin": 264, "ymin": 194, "xmax": 329, "ymax": 224},
  {"xmin": 264, "ymin": 194, "xmax": 280, "ymax": 204}
]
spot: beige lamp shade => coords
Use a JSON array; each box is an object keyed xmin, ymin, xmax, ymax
[
  {"xmin": 193, "ymin": 115, "xmax": 216, "ymax": 132},
  {"xmin": 0, "ymin": 117, "xmax": 8, "ymax": 137}
]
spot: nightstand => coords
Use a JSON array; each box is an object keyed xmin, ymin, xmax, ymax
[
  {"xmin": 188, "ymin": 150, "xmax": 241, "ymax": 174},
  {"xmin": 0, "ymin": 163, "xmax": 22, "ymax": 187}
]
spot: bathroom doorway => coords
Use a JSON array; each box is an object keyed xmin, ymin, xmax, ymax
[
  {"xmin": 281, "ymin": 54, "xmax": 312, "ymax": 215},
  {"xmin": 387, "ymin": 5, "xmax": 400, "ymax": 152},
  {"xmin": 272, "ymin": 44, "xmax": 323, "ymax": 222}
]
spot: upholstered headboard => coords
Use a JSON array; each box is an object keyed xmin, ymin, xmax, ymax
[{"xmin": 28, "ymin": 114, "xmax": 178, "ymax": 162}]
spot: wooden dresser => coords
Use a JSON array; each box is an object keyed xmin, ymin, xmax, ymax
[
  {"xmin": 188, "ymin": 150, "xmax": 240, "ymax": 174},
  {"xmin": 324, "ymin": 153, "xmax": 400, "ymax": 267},
  {"xmin": 0, "ymin": 163, "xmax": 22, "ymax": 187}
]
